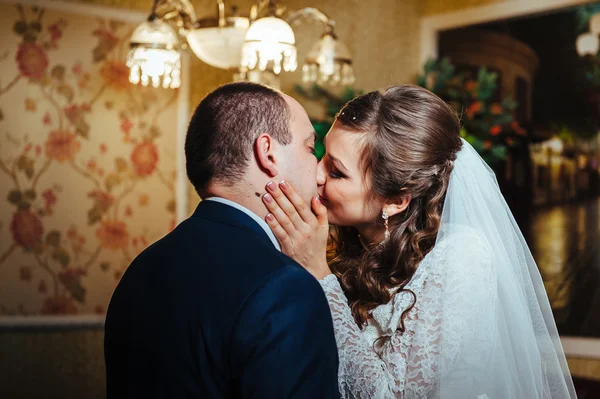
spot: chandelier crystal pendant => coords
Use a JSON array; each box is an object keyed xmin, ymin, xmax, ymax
[
  {"xmin": 303, "ymin": 32, "xmax": 355, "ymax": 86},
  {"xmin": 241, "ymin": 16, "xmax": 297, "ymax": 75},
  {"xmin": 127, "ymin": 14, "xmax": 181, "ymax": 89},
  {"xmin": 128, "ymin": 0, "xmax": 355, "ymax": 88}
]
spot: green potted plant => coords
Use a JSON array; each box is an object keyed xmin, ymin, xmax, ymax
[{"xmin": 417, "ymin": 58, "xmax": 528, "ymax": 169}]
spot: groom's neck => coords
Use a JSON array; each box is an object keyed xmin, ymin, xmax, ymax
[{"xmin": 204, "ymin": 182, "xmax": 268, "ymax": 220}]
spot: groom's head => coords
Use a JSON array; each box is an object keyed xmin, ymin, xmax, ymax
[{"xmin": 185, "ymin": 82, "xmax": 318, "ymax": 203}]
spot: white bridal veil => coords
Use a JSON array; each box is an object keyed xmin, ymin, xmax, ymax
[{"xmin": 433, "ymin": 138, "xmax": 577, "ymax": 398}]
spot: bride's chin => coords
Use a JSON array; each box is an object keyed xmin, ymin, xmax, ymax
[{"xmin": 326, "ymin": 211, "xmax": 339, "ymax": 225}]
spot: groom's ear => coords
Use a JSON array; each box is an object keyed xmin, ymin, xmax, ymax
[{"xmin": 255, "ymin": 133, "xmax": 280, "ymax": 178}]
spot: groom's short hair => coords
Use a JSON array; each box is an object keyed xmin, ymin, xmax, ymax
[{"xmin": 185, "ymin": 82, "xmax": 292, "ymax": 195}]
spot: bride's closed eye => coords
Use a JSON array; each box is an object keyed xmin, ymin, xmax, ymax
[{"xmin": 329, "ymin": 166, "xmax": 345, "ymax": 179}]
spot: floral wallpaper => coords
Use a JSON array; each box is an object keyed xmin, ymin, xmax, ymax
[{"xmin": 0, "ymin": 3, "xmax": 180, "ymax": 317}]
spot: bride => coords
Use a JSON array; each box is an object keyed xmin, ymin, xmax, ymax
[{"xmin": 261, "ymin": 85, "xmax": 577, "ymax": 398}]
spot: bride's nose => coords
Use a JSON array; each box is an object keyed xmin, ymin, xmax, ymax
[{"xmin": 316, "ymin": 158, "xmax": 326, "ymax": 187}]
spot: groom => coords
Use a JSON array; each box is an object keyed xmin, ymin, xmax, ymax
[{"xmin": 104, "ymin": 82, "xmax": 340, "ymax": 398}]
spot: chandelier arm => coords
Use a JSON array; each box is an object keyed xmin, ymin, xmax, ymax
[
  {"xmin": 152, "ymin": 0, "xmax": 197, "ymax": 31},
  {"xmin": 217, "ymin": 0, "xmax": 226, "ymax": 27},
  {"xmin": 286, "ymin": 7, "xmax": 336, "ymax": 34},
  {"xmin": 250, "ymin": 0, "xmax": 276, "ymax": 23}
]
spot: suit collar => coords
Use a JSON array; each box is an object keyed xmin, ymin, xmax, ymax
[{"xmin": 192, "ymin": 200, "xmax": 279, "ymax": 250}]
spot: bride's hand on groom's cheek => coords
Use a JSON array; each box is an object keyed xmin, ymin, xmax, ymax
[{"xmin": 262, "ymin": 181, "xmax": 332, "ymax": 280}]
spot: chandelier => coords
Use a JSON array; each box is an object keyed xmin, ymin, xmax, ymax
[
  {"xmin": 127, "ymin": 0, "xmax": 355, "ymax": 89},
  {"xmin": 576, "ymin": 13, "xmax": 600, "ymax": 56}
]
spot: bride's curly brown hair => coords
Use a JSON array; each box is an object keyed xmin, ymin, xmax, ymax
[{"xmin": 327, "ymin": 85, "xmax": 463, "ymax": 330}]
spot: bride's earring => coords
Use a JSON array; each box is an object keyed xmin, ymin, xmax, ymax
[{"xmin": 382, "ymin": 210, "xmax": 390, "ymax": 241}]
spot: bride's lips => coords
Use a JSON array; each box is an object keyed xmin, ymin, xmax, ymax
[{"xmin": 318, "ymin": 193, "xmax": 329, "ymax": 202}]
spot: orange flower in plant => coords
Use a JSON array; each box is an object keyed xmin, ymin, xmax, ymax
[
  {"xmin": 45, "ymin": 130, "xmax": 81, "ymax": 163},
  {"xmin": 465, "ymin": 80, "xmax": 477, "ymax": 93},
  {"xmin": 483, "ymin": 140, "xmax": 493, "ymax": 150},
  {"xmin": 489, "ymin": 125, "xmax": 502, "ymax": 136},
  {"xmin": 97, "ymin": 219, "xmax": 129, "ymax": 251},
  {"xmin": 100, "ymin": 60, "xmax": 130, "ymax": 90},
  {"xmin": 10, "ymin": 209, "xmax": 43, "ymax": 250},
  {"xmin": 490, "ymin": 103, "xmax": 503, "ymax": 115},
  {"xmin": 512, "ymin": 121, "xmax": 527, "ymax": 136},
  {"xmin": 16, "ymin": 42, "xmax": 49, "ymax": 80},
  {"xmin": 466, "ymin": 101, "xmax": 482, "ymax": 119},
  {"xmin": 40, "ymin": 295, "xmax": 78, "ymax": 315},
  {"xmin": 131, "ymin": 141, "xmax": 159, "ymax": 177}
]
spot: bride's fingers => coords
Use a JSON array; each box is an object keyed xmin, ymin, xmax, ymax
[
  {"xmin": 262, "ymin": 191, "xmax": 297, "ymax": 238},
  {"xmin": 278, "ymin": 181, "xmax": 317, "ymax": 225},
  {"xmin": 266, "ymin": 181, "xmax": 305, "ymax": 230},
  {"xmin": 265, "ymin": 213, "xmax": 292, "ymax": 251},
  {"xmin": 312, "ymin": 195, "xmax": 328, "ymax": 227}
]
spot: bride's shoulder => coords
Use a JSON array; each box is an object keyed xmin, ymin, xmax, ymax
[
  {"xmin": 425, "ymin": 225, "xmax": 493, "ymax": 274},
  {"xmin": 434, "ymin": 224, "xmax": 491, "ymax": 254}
]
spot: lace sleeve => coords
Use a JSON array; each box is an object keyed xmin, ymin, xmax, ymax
[
  {"xmin": 320, "ymin": 230, "xmax": 494, "ymax": 399},
  {"xmin": 320, "ymin": 274, "xmax": 399, "ymax": 398}
]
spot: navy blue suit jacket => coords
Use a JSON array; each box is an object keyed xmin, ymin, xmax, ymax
[{"xmin": 104, "ymin": 199, "xmax": 340, "ymax": 398}]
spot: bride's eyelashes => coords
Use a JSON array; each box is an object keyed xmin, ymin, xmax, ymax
[{"xmin": 329, "ymin": 166, "xmax": 345, "ymax": 179}]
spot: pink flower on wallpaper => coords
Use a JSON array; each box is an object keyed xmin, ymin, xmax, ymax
[
  {"xmin": 25, "ymin": 98, "xmax": 37, "ymax": 112},
  {"xmin": 64, "ymin": 103, "xmax": 90, "ymax": 125},
  {"xmin": 88, "ymin": 190, "xmax": 114, "ymax": 211},
  {"xmin": 43, "ymin": 112, "xmax": 51, "ymax": 126},
  {"xmin": 100, "ymin": 60, "xmax": 130, "ymax": 90},
  {"xmin": 72, "ymin": 62, "xmax": 82, "ymax": 75},
  {"xmin": 10, "ymin": 209, "xmax": 44, "ymax": 250},
  {"xmin": 131, "ymin": 141, "xmax": 159, "ymax": 177},
  {"xmin": 86, "ymin": 159, "xmax": 97, "ymax": 171},
  {"xmin": 125, "ymin": 205, "xmax": 133, "ymax": 217},
  {"xmin": 96, "ymin": 219, "xmax": 129, "ymax": 251},
  {"xmin": 40, "ymin": 295, "xmax": 78, "ymax": 315},
  {"xmin": 120, "ymin": 118, "xmax": 133, "ymax": 134},
  {"xmin": 93, "ymin": 28, "xmax": 118, "ymax": 47},
  {"xmin": 45, "ymin": 130, "xmax": 81, "ymax": 163},
  {"xmin": 99, "ymin": 143, "xmax": 107, "ymax": 154},
  {"xmin": 59, "ymin": 268, "xmax": 86, "ymax": 281},
  {"xmin": 67, "ymin": 225, "xmax": 78, "ymax": 240},
  {"xmin": 42, "ymin": 189, "xmax": 57, "ymax": 209},
  {"xmin": 138, "ymin": 193, "xmax": 149, "ymax": 207},
  {"xmin": 35, "ymin": 145, "xmax": 41, "ymax": 156},
  {"xmin": 48, "ymin": 23, "xmax": 62, "ymax": 42},
  {"xmin": 16, "ymin": 42, "xmax": 49, "ymax": 80},
  {"xmin": 19, "ymin": 266, "xmax": 32, "ymax": 282}
]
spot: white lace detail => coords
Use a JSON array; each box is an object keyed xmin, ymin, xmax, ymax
[{"xmin": 319, "ymin": 227, "xmax": 495, "ymax": 399}]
